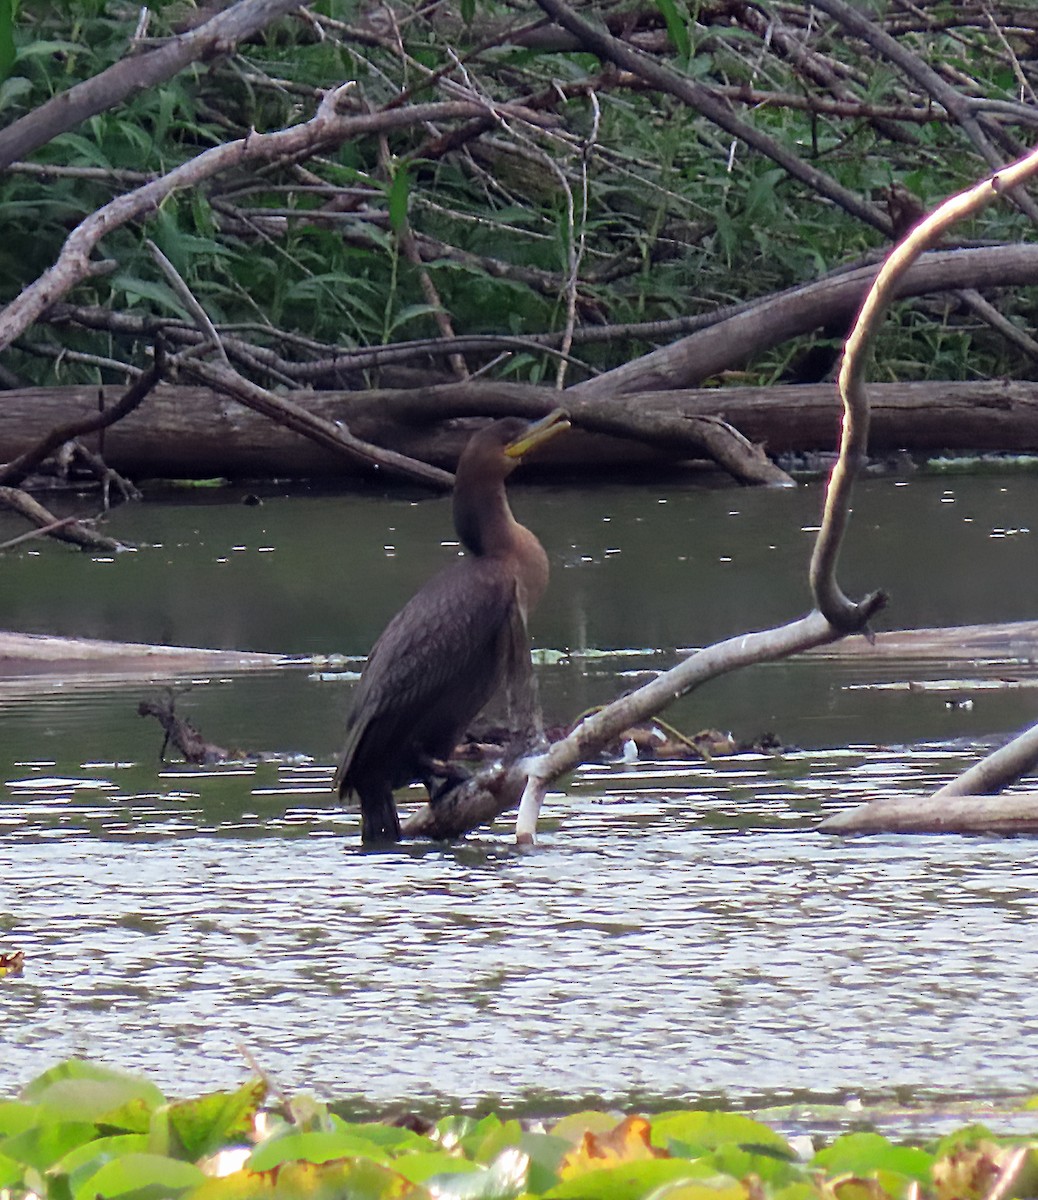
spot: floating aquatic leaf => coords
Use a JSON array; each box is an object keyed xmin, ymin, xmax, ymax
[
  {"xmin": 191, "ymin": 1155, "xmax": 423, "ymax": 1198},
  {"xmin": 0, "ymin": 1101, "xmax": 44, "ymax": 1138},
  {"xmin": 18, "ymin": 1060, "xmax": 165, "ymax": 1123},
  {"xmin": 0, "ymin": 1120, "xmax": 99, "ymax": 1172},
  {"xmin": 428, "ymin": 1146, "xmax": 529, "ymax": 1199},
  {"xmin": 550, "ymin": 1111, "xmax": 628, "ymax": 1145},
  {"xmin": 651, "ymin": 1112, "xmax": 792, "ymax": 1157},
  {"xmin": 648, "ymin": 1177, "xmax": 749, "ymax": 1200},
  {"xmin": 247, "ymin": 1129, "xmax": 393, "ymax": 1172},
  {"xmin": 50, "ymin": 1133, "xmax": 151, "ymax": 1197},
  {"xmin": 388, "ymin": 1150, "xmax": 483, "ymax": 1185},
  {"xmin": 0, "ymin": 1148, "xmax": 22, "ymax": 1189},
  {"xmin": 72, "ymin": 1149, "xmax": 204, "ymax": 1199},
  {"xmin": 19, "ymin": 1059, "xmax": 166, "ymax": 1130},
  {"xmin": 703, "ymin": 1144, "xmax": 803, "ymax": 1188},
  {"xmin": 545, "ymin": 1158, "xmax": 717, "ymax": 1200},
  {"xmin": 812, "ymin": 1133, "xmax": 932, "ymax": 1185},
  {"xmin": 338, "ymin": 1120, "xmax": 437, "ymax": 1153}
]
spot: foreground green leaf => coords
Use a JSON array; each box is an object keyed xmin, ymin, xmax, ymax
[
  {"xmin": 168, "ymin": 1078, "xmax": 267, "ymax": 1161},
  {"xmin": 543, "ymin": 1158, "xmax": 721, "ymax": 1200},
  {"xmin": 652, "ymin": 1111, "xmax": 793, "ymax": 1157},
  {"xmin": 19, "ymin": 1058, "xmax": 166, "ymax": 1130},
  {"xmin": 247, "ymin": 1128, "xmax": 394, "ymax": 1171},
  {"xmin": 812, "ymin": 1132, "xmax": 933, "ymax": 1185},
  {"xmin": 73, "ymin": 1150, "xmax": 204, "ymax": 1199}
]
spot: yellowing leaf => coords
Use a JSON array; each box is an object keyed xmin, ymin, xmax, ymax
[
  {"xmin": 559, "ymin": 1116, "xmax": 668, "ymax": 1180},
  {"xmin": 190, "ymin": 1155, "xmax": 425, "ymax": 1199},
  {"xmin": 546, "ymin": 1159, "xmax": 714, "ymax": 1200},
  {"xmin": 0, "ymin": 950, "xmax": 24, "ymax": 978},
  {"xmin": 828, "ymin": 1174, "xmax": 895, "ymax": 1200},
  {"xmin": 933, "ymin": 1142, "xmax": 1014, "ymax": 1200},
  {"xmin": 652, "ymin": 1180, "xmax": 749, "ymax": 1200},
  {"xmin": 168, "ymin": 1077, "xmax": 267, "ymax": 1160}
]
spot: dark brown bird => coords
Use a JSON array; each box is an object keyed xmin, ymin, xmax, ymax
[{"xmin": 333, "ymin": 409, "xmax": 570, "ymax": 844}]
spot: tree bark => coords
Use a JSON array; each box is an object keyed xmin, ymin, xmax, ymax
[
  {"xmin": 3, "ymin": 380, "xmax": 1038, "ymax": 480},
  {"xmin": 818, "ymin": 793, "xmax": 1038, "ymax": 835}
]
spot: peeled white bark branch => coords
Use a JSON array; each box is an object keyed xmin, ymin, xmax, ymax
[
  {"xmin": 404, "ymin": 610, "xmax": 847, "ymax": 842},
  {"xmin": 816, "ymin": 141, "xmax": 1038, "ymax": 835},
  {"xmin": 811, "ymin": 143, "xmax": 1038, "ymax": 629},
  {"xmin": 932, "ymin": 724, "xmax": 1038, "ymax": 800},
  {"xmin": 819, "ymin": 793, "xmax": 1038, "ymax": 836}
]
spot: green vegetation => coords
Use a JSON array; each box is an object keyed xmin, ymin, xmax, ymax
[
  {"xmin": 2, "ymin": 1060, "xmax": 1037, "ymax": 1200},
  {"xmin": 3, "ymin": 0, "xmax": 1038, "ymax": 392}
]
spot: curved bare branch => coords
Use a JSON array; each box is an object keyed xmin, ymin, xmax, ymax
[{"xmin": 810, "ymin": 143, "xmax": 1038, "ymax": 628}]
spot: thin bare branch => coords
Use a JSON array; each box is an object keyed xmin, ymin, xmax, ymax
[
  {"xmin": 0, "ymin": 352, "xmax": 162, "ymax": 487},
  {"xmin": 0, "ymin": 0, "xmax": 310, "ymax": 173},
  {"xmin": 146, "ymin": 241, "xmax": 229, "ymax": 364},
  {"xmin": 531, "ymin": 0, "xmax": 891, "ymax": 233},
  {"xmin": 809, "ymin": 0, "xmax": 1038, "ymax": 226},
  {"xmin": 173, "ymin": 357, "xmax": 454, "ymax": 490},
  {"xmin": 0, "ymin": 486, "xmax": 123, "ymax": 551}
]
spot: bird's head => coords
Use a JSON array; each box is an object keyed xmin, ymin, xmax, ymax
[{"xmin": 459, "ymin": 409, "xmax": 571, "ymax": 482}]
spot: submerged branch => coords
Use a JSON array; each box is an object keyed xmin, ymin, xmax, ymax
[{"xmin": 0, "ymin": 487, "xmax": 123, "ymax": 552}]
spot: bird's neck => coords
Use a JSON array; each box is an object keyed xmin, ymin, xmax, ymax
[
  {"xmin": 454, "ymin": 478, "xmax": 517, "ymax": 558},
  {"xmin": 456, "ymin": 484, "xmax": 549, "ymax": 613}
]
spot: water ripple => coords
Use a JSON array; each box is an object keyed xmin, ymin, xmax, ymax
[{"xmin": 2, "ymin": 738, "xmax": 1036, "ymax": 1110}]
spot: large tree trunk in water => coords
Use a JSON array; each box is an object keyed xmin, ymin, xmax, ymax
[{"xmin": 3, "ymin": 379, "xmax": 1038, "ymax": 481}]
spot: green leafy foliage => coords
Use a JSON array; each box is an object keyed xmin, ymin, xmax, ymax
[
  {"xmin": 0, "ymin": 0, "xmax": 15, "ymax": 83},
  {"xmin": 2, "ymin": 1061, "xmax": 1038, "ymax": 1200},
  {"xmin": 4, "ymin": 0, "xmax": 1038, "ymax": 390}
]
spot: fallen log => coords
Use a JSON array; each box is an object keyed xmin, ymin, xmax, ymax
[
  {"xmin": 805, "ymin": 618, "xmax": 1038, "ymax": 661},
  {"xmin": 819, "ymin": 792, "xmax": 1038, "ymax": 835},
  {"xmin": 0, "ymin": 631, "xmax": 282, "ymax": 691},
  {"xmin": 2, "ymin": 379, "xmax": 1038, "ymax": 480}
]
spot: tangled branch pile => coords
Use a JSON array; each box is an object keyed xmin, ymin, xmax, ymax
[{"xmin": 2, "ymin": 0, "xmax": 1038, "ymax": 485}]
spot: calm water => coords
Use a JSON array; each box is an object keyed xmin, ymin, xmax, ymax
[{"xmin": 3, "ymin": 470, "xmax": 1038, "ymax": 1111}]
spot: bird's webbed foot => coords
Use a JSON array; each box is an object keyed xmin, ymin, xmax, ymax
[{"xmin": 418, "ymin": 755, "xmax": 473, "ymax": 805}]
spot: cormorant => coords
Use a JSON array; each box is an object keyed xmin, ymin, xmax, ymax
[{"xmin": 334, "ymin": 409, "xmax": 569, "ymax": 843}]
